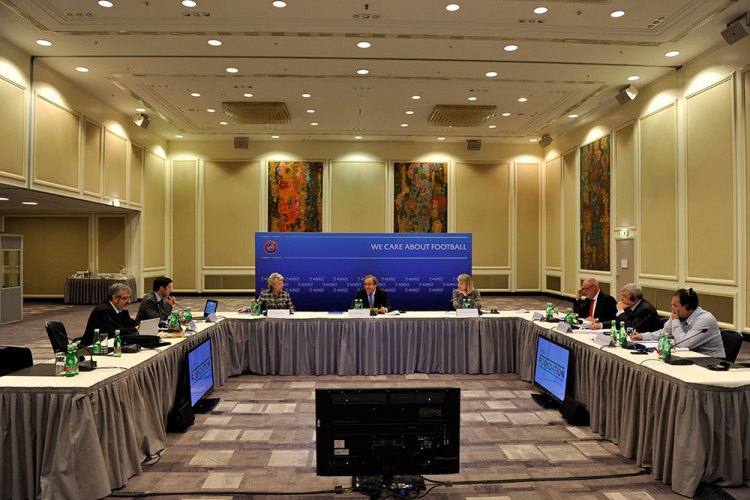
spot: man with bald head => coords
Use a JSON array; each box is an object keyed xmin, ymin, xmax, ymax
[{"xmin": 573, "ymin": 277, "xmax": 617, "ymax": 325}]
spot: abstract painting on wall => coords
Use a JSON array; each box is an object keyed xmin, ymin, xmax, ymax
[
  {"xmin": 579, "ymin": 135, "xmax": 611, "ymax": 271},
  {"xmin": 394, "ymin": 162, "xmax": 448, "ymax": 233},
  {"xmin": 268, "ymin": 161, "xmax": 323, "ymax": 232}
]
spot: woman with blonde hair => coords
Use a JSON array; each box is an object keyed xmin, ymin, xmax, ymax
[
  {"xmin": 239, "ymin": 272, "xmax": 295, "ymax": 312},
  {"xmin": 452, "ymin": 273, "xmax": 481, "ymax": 310}
]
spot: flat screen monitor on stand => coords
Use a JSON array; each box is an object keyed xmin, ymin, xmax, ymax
[
  {"xmin": 187, "ymin": 337, "xmax": 219, "ymax": 413},
  {"xmin": 531, "ymin": 335, "xmax": 572, "ymax": 409}
]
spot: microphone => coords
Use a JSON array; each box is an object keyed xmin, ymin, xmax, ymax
[
  {"xmin": 75, "ymin": 342, "xmax": 97, "ymax": 371},
  {"xmin": 665, "ymin": 328, "xmax": 709, "ymax": 365},
  {"xmin": 542, "ymin": 300, "xmax": 567, "ymax": 322}
]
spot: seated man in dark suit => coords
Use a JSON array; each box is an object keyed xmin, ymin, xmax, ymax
[
  {"xmin": 351, "ymin": 274, "xmax": 392, "ymax": 314},
  {"xmin": 573, "ymin": 277, "xmax": 617, "ymax": 325},
  {"xmin": 135, "ymin": 276, "xmax": 176, "ymax": 323},
  {"xmin": 82, "ymin": 283, "xmax": 139, "ymax": 345},
  {"xmin": 591, "ymin": 283, "xmax": 662, "ymax": 332}
]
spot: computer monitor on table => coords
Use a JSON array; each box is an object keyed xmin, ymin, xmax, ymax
[
  {"xmin": 532, "ymin": 335, "xmax": 572, "ymax": 408},
  {"xmin": 186, "ymin": 337, "xmax": 219, "ymax": 413}
]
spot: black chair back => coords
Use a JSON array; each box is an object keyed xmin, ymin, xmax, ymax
[
  {"xmin": 720, "ymin": 329, "xmax": 743, "ymax": 363},
  {"xmin": 45, "ymin": 321, "xmax": 70, "ymax": 353},
  {"xmin": 0, "ymin": 346, "xmax": 33, "ymax": 376},
  {"xmin": 658, "ymin": 316, "xmax": 669, "ymax": 329}
]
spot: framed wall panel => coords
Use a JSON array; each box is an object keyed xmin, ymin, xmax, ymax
[
  {"xmin": 685, "ymin": 78, "xmax": 735, "ymax": 283},
  {"xmin": 172, "ymin": 160, "xmax": 197, "ymax": 290},
  {"xmin": 544, "ymin": 157, "xmax": 562, "ymax": 270},
  {"xmin": 129, "ymin": 143, "xmax": 143, "ymax": 206},
  {"xmin": 96, "ymin": 216, "xmax": 126, "ymax": 274},
  {"xmin": 455, "ymin": 162, "xmax": 510, "ymax": 268},
  {"xmin": 0, "ymin": 76, "xmax": 26, "ymax": 182},
  {"xmin": 83, "ymin": 121, "xmax": 102, "ymax": 196},
  {"xmin": 33, "ymin": 95, "xmax": 79, "ymax": 192},
  {"xmin": 639, "ymin": 104, "xmax": 677, "ymax": 280},
  {"xmin": 515, "ymin": 163, "xmax": 540, "ymax": 290},
  {"xmin": 614, "ymin": 123, "xmax": 635, "ymax": 229},
  {"xmin": 143, "ymin": 151, "xmax": 167, "ymax": 271},
  {"xmin": 330, "ymin": 161, "xmax": 387, "ymax": 232},
  {"xmin": 103, "ymin": 129, "xmax": 127, "ymax": 202},
  {"xmin": 562, "ymin": 150, "xmax": 578, "ymax": 295},
  {"xmin": 745, "ymin": 70, "xmax": 750, "ymax": 330}
]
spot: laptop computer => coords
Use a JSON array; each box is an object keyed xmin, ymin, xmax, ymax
[
  {"xmin": 200, "ymin": 299, "xmax": 219, "ymax": 320},
  {"xmin": 139, "ymin": 317, "xmax": 161, "ymax": 336}
]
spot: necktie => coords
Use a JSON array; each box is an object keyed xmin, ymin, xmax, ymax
[
  {"xmin": 589, "ymin": 299, "xmax": 595, "ymax": 317},
  {"xmin": 368, "ymin": 294, "xmax": 374, "ymax": 308}
]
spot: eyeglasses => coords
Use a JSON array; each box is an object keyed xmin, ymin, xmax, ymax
[{"xmin": 115, "ymin": 295, "xmax": 131, "ymax": 302}]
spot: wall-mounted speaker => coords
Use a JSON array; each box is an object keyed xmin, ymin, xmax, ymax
[
  {"xmin": 721, "ymin": 15, "xmax": 749, "ymax": 45},
  {"xmin": 132, "ymin": 113, "xmax": 150, "ymax": 129},
  {"xmin": 466, "ymin": 139, "xmax": 481, "ymax": 151},
  {"xmin": 538, "ymin": 134, "xmax": 552, "ymax": 147},
  {"xmin": 615, "ymin": 85, "xmax": 639, "ymax": 105}
]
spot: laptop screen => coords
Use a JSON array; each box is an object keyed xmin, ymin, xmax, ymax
[{"xmin": 204, "ymin": 300, "xmax": 218, "ymax": 317}]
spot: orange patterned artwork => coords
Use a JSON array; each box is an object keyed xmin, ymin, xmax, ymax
[
  {"xmin": 268, "ymin": 161, "xmax": 323, "ymax": 232},
  {"xmin": 394, "ymin": 162, "xmax": 448, "ymax": 233}
]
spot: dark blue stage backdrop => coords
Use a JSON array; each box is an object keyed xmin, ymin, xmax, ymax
[{"xmin": 255, "ymin": 232, "xmax": 472, "ymax": 311}]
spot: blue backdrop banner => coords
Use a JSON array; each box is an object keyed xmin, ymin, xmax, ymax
[{"xmin": 255, "ymin": 232, "xmax": 472, "ymax": 311}]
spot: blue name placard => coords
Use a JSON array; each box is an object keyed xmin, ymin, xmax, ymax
[{"xmin": 255, "ymin": 232, "xmax": 472, "ymax": 311}]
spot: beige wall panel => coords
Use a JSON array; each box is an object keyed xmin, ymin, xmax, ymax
[
  {"xmin": 614, "ymin": 124, "xmax": 635, "ymax": 229},
  {"xmin": 3, "ymin": 216, "xmax": 88, "ymax": 296},
  {"xmin": 516, "ymin": 163, "xmax": 540, "ymax": 290},
  {"xmin": 330, "ymin": 161, "xmax": 387, "ymax": 232},
  {"xmin": 172, "ymin": 160, "xmax": 197, "ymax": 290},
  {"xmin": 455, "ymin": 162, "xmax": 510, "ymax": 267},
  {"xmin": 129, "ymin": 144, "xmax": 143, "ymax": 206},
  {"xmin": 746, "ymin": 71, "xmax": 750, "ymax": 329},
  {"xmin": 83, "ymin": 121, "xmax": 102, "ymax": 195},
  {"xmin": 103, "ymin": 130, "xmax": 127, "ymax": 201},
  {"xmin": 639, "ymin": 105, "xmax": 677, "ymax": 278},
  {"xmin": 544, "ymin": 157, "xmax": 561, "ymax": 269},
  {"xmin": 686, "ymin": 80, "xmax": 734, "ymax": 282},
  {"xmin": 143, "ymin": 151, "xmax": 166, "ymax": 270},
  {"xmin": 203, "ymin": 160, "xmax": 260, "ymax": 267},
  {"xmin": 562, "ymin": 151, "xmax": 577, "ymax": 294},
  {"xmin": 97, "ymin": 216, "xmax": 126, "ymax": 273},
  {"xmin": 33, "ymin": 96, "xmax": 79, "ymax": 191},
  {"xmin": 0, "ymin": 77, "xmax": 26, "ymax": 181}
]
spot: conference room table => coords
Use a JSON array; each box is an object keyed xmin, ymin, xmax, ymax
[
  {"xmin": 63, "ymin": 275, "xmax": 138, "ymax": 304},
  {"xmin": 1, "ymin": 311, "xmax": 749, "ymax": 499}
]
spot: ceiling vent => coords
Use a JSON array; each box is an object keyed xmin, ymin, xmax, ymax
[
  {"xmin": 429, "ymin": 105, "xmax": 496, "ymax": 127},
  {"xmin": 234, "ymin": 137, "xmax": 249, "ymax": 149},
  {"xmin": 222, "ymin": 102, "xmax": 291, "ymax": 124}
]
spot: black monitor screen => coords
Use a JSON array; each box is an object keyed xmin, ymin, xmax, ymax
[
  {"xmin": 533, "ymin": 335, "xmax": 572, "ymax": 403},
  {"xmin": 315, "ymin": 388, "xmax": 460, "ymax": 477},
  {"xmin": 187, "ymin": 338, "xmax": 214, "ymax": 407}
]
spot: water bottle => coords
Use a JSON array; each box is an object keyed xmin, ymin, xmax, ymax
[
  {"xmin": 92, "ymin": 328, "xmax": 101, "ymax": 355},
  {"xmin": 65, "ymin": 344, "xmax": 77, "ymax": 377},
  {"xmin": 462, "ymin": 298, "xmax": 470, "ymax": 309},
  {"xmin": 183, "ymin": 306, "xmax": 193, "ymax": 324},
  {"xmin": 662, "ymin": 336, "xmax": 672, "ymax": 362},
  {"xmin": 658, "ymin": 332, "xmax": 667, "ymax": 360},
  {"xmin": 610, "ymin": 322, "xmax": 618, "ymax": 343},
  {"xmin": 355, "ymin": 298, "xmax": 362, "ymax": 310},
  {"xmin": 618, "ymin": 323, "xmax": 627, "ymax": 347},
  {"xmin": 253, "ymin": 299, "xmax": 262, "ymax": 316},
  {"xmin": 170, "ymin": 312, "xmax": 180, "ymax": 329},
  {"xmin": 545, "ymin": 302, "xmax": 553, "ymax": 320},
  {"xmin": 113, "ymin": 329, "xmax": 122, "ymax": 357},
  {"xmin": 566, "ymin": 308, "xmax": 575, "ymax": 327}
]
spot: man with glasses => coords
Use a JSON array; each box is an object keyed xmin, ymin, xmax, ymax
[
  {"xmin": 573, "ymin": 277, "xmax": 617, "ymax": 325},
  {"xmin": 82, "ymin": 283, "xmax": 139, "ymax": 345}
]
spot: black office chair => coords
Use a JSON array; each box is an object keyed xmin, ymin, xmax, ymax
[
  {"xmin": 658, "ymin": 316, "xmax": 669, "ymax": 329},
  {"xmin": 45, "ymin": 321, "xmax": 79, "ymax": 353},
  {"xmin": 0, "ymin": 346, "xmax": 33, "ymax": 376},
  {"xmin": 720, "ymin": 329, "xmax": 744, "ymax": 363}
]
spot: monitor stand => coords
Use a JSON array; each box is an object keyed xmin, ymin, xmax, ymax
[
  {"xmin": 352, "ymin": 475, "xmax": 425, "ymax": 500},
  {"xmin": 531, "ymin": 392, "xmax": 560, "ymax": 409},
  {"xmin": 193, "ymin": 397, "xmax": 219, "ymax": 414}
]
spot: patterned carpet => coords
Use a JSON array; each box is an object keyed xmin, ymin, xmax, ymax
[{"xmin": 2, "ymin": 295, "xmax": 749, "ymax": 499}]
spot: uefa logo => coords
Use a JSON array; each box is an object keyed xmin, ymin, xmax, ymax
[{"xmin": 264, "ymin": 240, "xmax": 278, "ymax": 254}]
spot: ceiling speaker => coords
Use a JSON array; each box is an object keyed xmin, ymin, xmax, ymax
[
  {"xmin": 132, "ymin": 113, "xmax": 150, "ymax": 129},
  {"xmin": 466, "ymin": 139, "xmax": 481, "ymax": 151},
  {"xmin": 538, "ymin": 134, "xmax": 552, "ymax": 147},
  {"xmin": 615, "ymin": 85, "xmax": 638, "ymax": 105},
  {"xmin": 721, "ymin": 15, "xmax": 749, "ymax": 45},
  {"xmin": 233, "ymin": 137, "xmax": 249, "ymax": 149}
]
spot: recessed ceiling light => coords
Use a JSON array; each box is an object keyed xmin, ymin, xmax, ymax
[
  {"xmin": 568, "ymin": 114, "xmax": 579, "ymax": 118},
  {"xmin": 219, "ymin": 121, "xmax": 228, "ymax": 125},
  {"xmin": 182, "ymin": 0, "xmax": 197, "ymax": 6},
  {"xmin": 75, "ymin": 67, "xmax": 89, "ymax": 73},
  {"xmin": 307, "ymin": 109, "xmax": 316, "ymax": 113},
  {"xmin": 485, "ymin": 71, "xmax": 498, "ymax": 78},
  {"xmin": 206, "ymin": 108, "xmax": 215, "ymax": 113},
  {"xmin": 36, "ymin": 39, "xmax": 52, "ymax": 46},
  {"xmin": 468, "ymin": 96, "xmax": 478, "ymax": 101},
  {"xmin": 504, "ymin": 44, "xmax": 518, "ymax": 52},
  {"xmin": 175, "ymin": 135, "xmax": 183, "ymax": 138},
  {"xmin": 0, "ymin": 197, "xmax": 9, "ymax": 201},
  {"xmin": 207, "ymin": 39, "xmax": 222, "ymax": 46},
  {"xmin": 135, "ymin": 107, "xmax": 146, "ymax": 112},
  {"xmin": 22, "ymin": 201, "xmax": 38, "ymax": 205},
  {"xmin": 355, "ymin": 135, "xmax": 363, "ymax": 139},
  {"xmin": 356, "ymin": 69, "xmax": 370, "ymax": 75},
  {"xmin": 529, "ymin": 138, "xmax": 538, "ymax": 142},
  {"xmin": 301, "ymin": 92, "xmax": 311, "ymax": 98},
  {"xmin": 310, "ymin": 122, "xmax": 319, "ymax": 126},
  {"xmin": 437, "ymin": 137, "xmax": 446, "ymax": 141},
  {"xmin": 665, "ymin": 50, "xmax": 680, "ymax": 57},
  {"xmin": 445, "ymin": 4, "xmax": 460, "ymax": 12},
  {"xmin": 272, "ymin": 0, "xmax": 286, "ymax": 7},
  {"xmin": 610, "ymin": 10, "xmax": 625, "ymax": 18},
  {"xmin": 627, "ymin": 75, "xmax": 640, "ymax": 81},
  {"xmin": 190, "ymin": 92, "xmax": 201, "ymax": 97},
  {"xmin": 411, "ymin": 95, "xmax": 421, "ymax": 100},
  {"xmin": 501, "ymin": 112, "xmax": 511, "ymax": 117},
  {"xmin": 357, "ymin": 41, "xmax": 371, "ymax": 49},
  {"xmin": 488, "ymin": 125, "xmax": 497, "ymax": 129},
  {"xmin": 400, "ymin": 123, "xmax": 409, "ymax": 127},
  {"xmin": 243, "ymin": 93, "xmax": 254, "ymax": 97},
  {"xmin": 518, "ymin": 97, "xmax": 528, "ymax": 102},
  {"xmin": 226, "ymin": 67, "xmax": 239, "ymax": 73},
  {"xmin": 533, "ymin": 6, "xmax": 548, "ymax": 14},
  {"xmin": 272, "ymin": 135, "xmax": 280, "ymax": 139},
  {"xmin": 405, "ymin": 110, "xmax": 414, "ymax": 115},
  {"xmin": 98, "ymin": 0, "xmax": 113, "ymax": 7}
]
